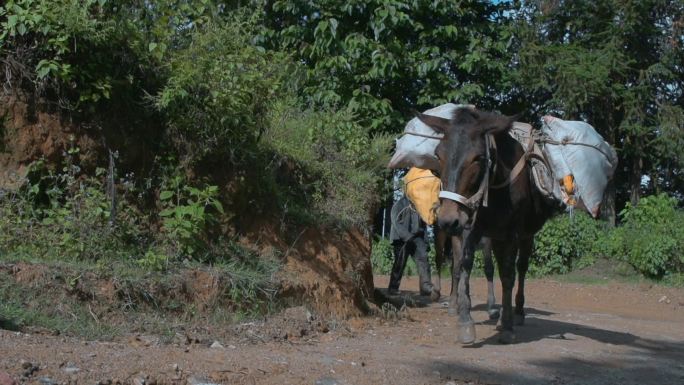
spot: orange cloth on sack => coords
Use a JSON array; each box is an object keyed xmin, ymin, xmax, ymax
[{"xmin": 403, "ymin": 167, "xmax": 440, "ymax": 225}]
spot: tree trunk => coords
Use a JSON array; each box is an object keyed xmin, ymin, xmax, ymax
[
  {"xmin": 601, "ymin": 179, "xmax": 616, "ymax": 227},
  {"xmin": 629, "ymin": 148, "xmax": 642, "ymax": 206}
]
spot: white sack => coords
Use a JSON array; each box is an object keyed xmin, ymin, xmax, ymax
[
  {"xmin": 542, "ymin": 116, "xmax": 618, "ymax": 217},
  {"xmin": 387, "ymin": 103, "xmax": 466, "ymax": 171}
]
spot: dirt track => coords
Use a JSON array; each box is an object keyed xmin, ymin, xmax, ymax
[{"xmin": 2, "ymin": 276, "xmax": 684, "ymax": 385}]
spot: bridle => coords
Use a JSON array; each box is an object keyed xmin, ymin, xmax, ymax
[
  {"xmin": 438, "ymin": 134, "xmax": 494, "ymax": 211},
  {"xmin": 438, "ymin": 130, "xmax": 537, "ymax": 214}
]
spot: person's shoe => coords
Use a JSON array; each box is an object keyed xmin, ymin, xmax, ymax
[{"xmin": 387, "ymin": 287, "xmax": 400, "ymax": 296}]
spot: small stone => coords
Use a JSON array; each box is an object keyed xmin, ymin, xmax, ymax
[
  {"xmin": 0, "ymin": 371, "xmax": 17, "ymax": 385},
  {"xmin": 133, "ymin": 376, "xmax": 145, "ymax": 385},
  {"xmin": 172, "ymin": 364, "xmax": 179, "ymax": 372},
  {"xmin": 445, "ymin": 382, "xmax": 457, "ymax": 385},
  {"xmin": 210, "ymin": 341, "xmax": 224, "ymax": 349},
  {"xmin": 228, "ymin": 345, "xmax": 236, "ymax": 349},
  {"xmin": 38, "ymin": 377, "xmax": 56, "ymax": 385},
  {"xmin": 63, "ymin": 365, "xmax": 80, "ymax": 375},
  {"xmin": 314, "ymin": 377, "xmax": 340, "ymax": 385},
  {"xmin": 659, "ymin": 295, "xmax": 668, "ymax": 303},
  {"xmin": 186, "ymin": 376, "xmax": 220, "ymax": 385}
]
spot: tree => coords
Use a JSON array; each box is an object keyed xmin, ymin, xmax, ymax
[
  {"xmin": 509, "ymin": 0, "xmax": 684, "ymax": 222},
  {"xmin": 259, "ymin": 0, "xmax": 513, "ymax": 135}
]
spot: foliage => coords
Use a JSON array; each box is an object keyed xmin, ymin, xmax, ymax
[
  {"xmin": 610, "ymin": 194, "xmax": 684, "ymax": 277},
  {"xmin": 371, "ymin": 237, "xmax": 394, "ymax": 275},
  {"xmin": 531, "ymin": 211, "xmax": 604, "ymax": 276},
  {"xmin": 0, "ymin": 155, "xmax": 147, "ymax": 262},
  {"xmin": 260, "ymin": 0, "xmax": 512, "ymax": 134},
  {"xmin": 158, "ymin": 176, "xmax": 224, "ymax": 258},
  {"xmin": 510, "ymin": 0, "xmax": 684, "ymax": 209},
  {"xmin": 263, "ymin": 99, "xmax": 391, "ymax": 227},
  {"xmin": 155, "ymin": 17, "xmax": 287, "ymax": 165}
]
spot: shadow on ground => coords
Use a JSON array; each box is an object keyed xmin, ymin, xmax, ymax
[
  {"xmin": 417, "ymin": 315, "xmax": 684, "ymax": 385},
  {"xmin": 373, "ymin": 288, "xmax": 433, "ymax": 309}
]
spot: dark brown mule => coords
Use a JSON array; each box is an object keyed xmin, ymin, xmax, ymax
[{"xmin": 418, "ymin": 107, "xmax": 556, "ymax": 344}]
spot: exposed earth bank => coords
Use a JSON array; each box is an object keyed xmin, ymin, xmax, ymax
[{"xmin": 2, "ymin": 276, "xmax": 684, "ymax": 385}]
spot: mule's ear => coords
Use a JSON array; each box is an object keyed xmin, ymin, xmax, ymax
[
  {"xmin": 482, "ymin": 113, "xmax": 517, "ymax": 135},
  {"xmin": 416, "ymin": 113, "xmax": 451, "ymax": 134}
]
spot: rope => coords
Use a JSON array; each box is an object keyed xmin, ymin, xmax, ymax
[
  {"xmin": 401, "ymin": 131, "xmax": 444, "ymax": 140},
  {"xmin": 540, "ymin": 138, "xmax": 615, "ymax": 164}
]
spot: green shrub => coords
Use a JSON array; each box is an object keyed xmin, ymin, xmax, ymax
[
  {"xmin": 155, "ymin": 18, "xmax": 286, "ymax": 165},
  {"xmin": 615, "ymin": 194, "xmax": 684, "ymax": 278},
  {"xmin": 0, "ymin": 157, "xmax": 148, "ymax": 262},
  {"xmin": 531, "ymin": 211, "xmax": 604, "ymax": 276},
  {"xmin": 158, "ymin": 176, "xmax": 224, "ymax": 259},
  {"xmin": 371, "ymin": 237, "xmax": 394, "ymax": 275},
  {"xmin": 263, "ymin": 99, "xmax": 391, "ymax": 228}
]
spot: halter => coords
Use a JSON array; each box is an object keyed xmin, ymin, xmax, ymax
[{"xmin": 438, "ymin": 135, "xmax": 494, "ymax": 211}]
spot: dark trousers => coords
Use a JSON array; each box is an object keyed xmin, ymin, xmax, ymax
[{"xmin": 389, "ymin": 237, "xmax": 429, "ymax": 292}]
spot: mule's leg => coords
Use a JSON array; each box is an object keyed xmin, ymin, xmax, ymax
[
  {"xmin": 482, "ymin": 238, "xmax": 499, "ymax": 320},
  {"xmin": 492, "ymin": 239, "xmax": 518, "ymax": 344},
  {"xmin": 447, "ymin": 235, "xmax": 462, "ymax": 316},
  {"xmin": 433, "ymin": 229, "xmax": 447, "ymax": 302},
  {"xmin": 455, "ymin": 231, "xmax": 478, "ymax": 344},
  {"xmin": 514, "ymin": 237, "xmax": 533, "ymax": 326}
]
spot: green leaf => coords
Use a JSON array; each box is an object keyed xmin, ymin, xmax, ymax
[
  {"xmin": 159, "ymin": 208, "xmax": 175, "ymax": 217},
  {"xmin": 159, "ymin": 190, "xmax": 174, "ymax": 200}
]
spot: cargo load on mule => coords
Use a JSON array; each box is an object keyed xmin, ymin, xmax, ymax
[
  {"xmin": 388, "ymin": 103, "xmax": 471, "ymax": 171},
  {"xmin": 389, "ymin": 104, "xmax": 618, "ymax": 217},
  {"xmin": 402, "ymin": 167, "xmax": 441, "ymax": 225}
]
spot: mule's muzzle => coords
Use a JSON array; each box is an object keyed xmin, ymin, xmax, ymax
[{"xmin": 436, "ymin": 199, "xmax": 470, "ymax": 235}]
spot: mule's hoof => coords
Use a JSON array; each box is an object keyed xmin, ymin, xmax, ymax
[
  {"xmin": 488, "ymin": 308, "xmax": 500, "ymax": 320},
  {"xmin": 458, "ymin": 322, "xmax": 476, "ymax": 345},
  {"xmin": 498, "ymin": 330, "xmax": 515, "ymax": 344},
  {"xmin": 514, "ymin": 314, "xmax": 525, "ymax": 326},
  {"xmin": 430, "ymin": 289, "xmax": 441, "ymax": 302}
]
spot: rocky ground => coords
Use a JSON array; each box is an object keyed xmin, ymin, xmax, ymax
[{"xmin": 2, "ymin": 276, "xmax": 684, "ymax": 385}]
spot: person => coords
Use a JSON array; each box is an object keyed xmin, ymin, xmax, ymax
[{"xmin": 388, "ymin": 195, "xmax": 434, "ymax": 296}]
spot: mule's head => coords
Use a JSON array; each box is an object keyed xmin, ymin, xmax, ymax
[{"xmin": 417, "ymin": 107, "xmax": 515, "ymax": 234}]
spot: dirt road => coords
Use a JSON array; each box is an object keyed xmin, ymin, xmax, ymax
[{"xmin": 2, "ymin": 276, "xmax": 684, "ymax": 385}]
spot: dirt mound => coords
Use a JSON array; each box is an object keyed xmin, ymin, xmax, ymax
[
  {"xmin": 242, "ymin": 222, "xmax": 374, "ymax": 319},
  {"xmin": 0, "ymin": 95, "xmax": 100, "ymax": 190},
  {"xmin": 1, "ymin": 93, "xmax": 376, "ymax": 320}
]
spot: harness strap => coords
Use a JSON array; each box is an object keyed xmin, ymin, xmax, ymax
[
  {"xmin": 439, "ymin": 135, "xmax": 491, "ymax": 210},
  {"xmin": 438, "ymin": 191, "xmax": 470, "ymax": 205},
  {"xmin": 490, "ymin": 131, "xmax": 537, "ymax": 189}
]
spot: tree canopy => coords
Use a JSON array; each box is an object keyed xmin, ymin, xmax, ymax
[{"xmin": 1, "ymin": 0, "xmax": 682, "ymax": 228}]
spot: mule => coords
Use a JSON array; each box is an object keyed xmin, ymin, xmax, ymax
[{"xmin": 418, "ymin": 107, "xmax": 556, "ymax": 344}]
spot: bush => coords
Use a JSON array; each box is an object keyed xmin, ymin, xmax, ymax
[
  {"xmin": 0, "ymin": 160, "xmax": 146, "ymax": 262},
  {"xmin": 263, "ymin": 99, "xmax": 391, "ymax": 228},
  {"xmin": 371, "ymin": 237, "xmax": 394, "ymax": 275},
  {"xmin": 613, "ymin": 194, "xmax": 684, "ymax": 278},
  {"xmin": 155, "ymin": 18, "xmax": 287, "ymax": 165},
  {"xmin": 531, "ymin": 211, "xmax": 604, "ymax": 276}
]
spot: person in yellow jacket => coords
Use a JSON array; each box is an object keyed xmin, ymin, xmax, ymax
[{"xmin": 388, "ymin": 195, "xmax": 434, "ymax": 296}]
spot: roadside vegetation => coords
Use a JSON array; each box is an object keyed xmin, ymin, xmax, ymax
[{"xmin": 1, "ymin": 0, "xmax": 683, "ymax": 336}]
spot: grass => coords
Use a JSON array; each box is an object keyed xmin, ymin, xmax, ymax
[{"xmin": 0, "ymin": 249, "xmax": 282, "ymax": 340}]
